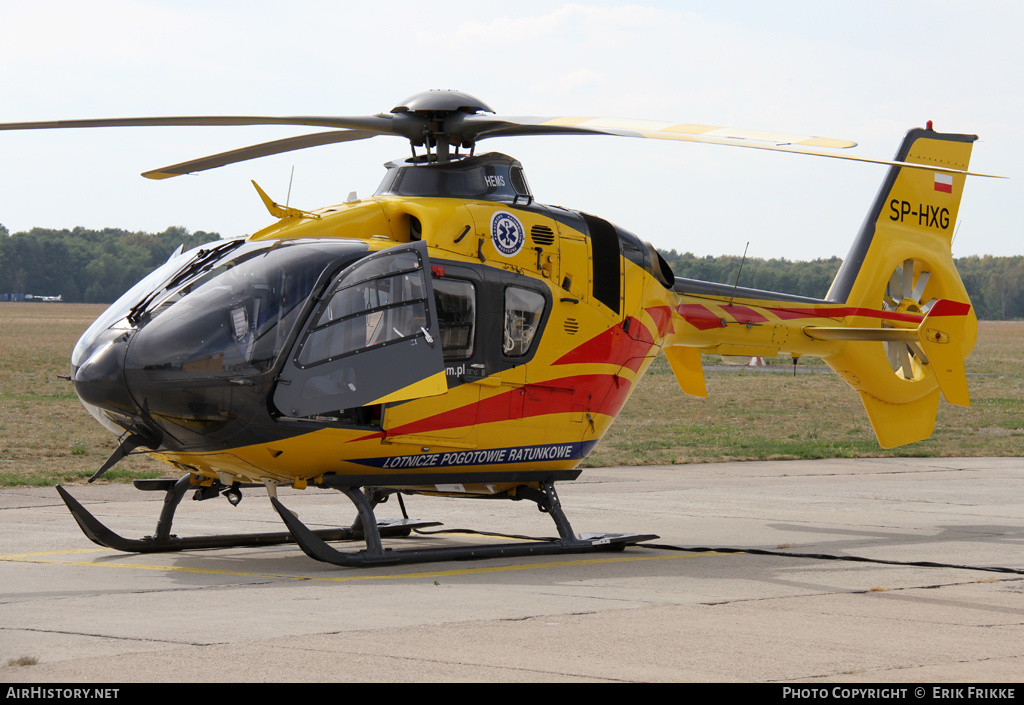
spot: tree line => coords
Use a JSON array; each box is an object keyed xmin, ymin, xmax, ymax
[
  {"xmin": 0, "ymin": 225, "xmax": 219, "ymax": 304},
  {"xmin": 658, "ymin": 249, "xmax": 1023, "ymax": 320},
  {"xmin": 0, "ymin": 225, "xmax": 1019, "ymax": 319}
]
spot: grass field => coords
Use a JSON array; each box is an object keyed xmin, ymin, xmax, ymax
[{"xmin": 0, "ymin": 302, "xmax": 1020, "ymax": 486}]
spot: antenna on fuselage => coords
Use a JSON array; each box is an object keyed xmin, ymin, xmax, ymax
[{"xmin": 728, "ymin": 242, "xmax": 751, "ymax": 307}]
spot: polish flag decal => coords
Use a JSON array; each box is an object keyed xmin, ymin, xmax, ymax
[{"xmin": 934, "ymin": 173, "xmax": 954, "ymax": 193}]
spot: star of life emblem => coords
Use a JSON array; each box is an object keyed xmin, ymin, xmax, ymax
[{"xmin": 490, "ymin": 211, "xmax": 525, "ymax": 257}]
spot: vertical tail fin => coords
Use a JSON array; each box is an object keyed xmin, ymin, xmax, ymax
[{"xmin": 822, "ymin": 127, "xmax": 978, "ymax": 448}]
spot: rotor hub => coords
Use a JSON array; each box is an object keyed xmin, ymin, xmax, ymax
[
  {"xmin": 896, "ymin": 299, "xmax": 922, "ymax": 315},
  {"xmin": 391, "ymin": 89, "xmax": 494, "ymax": 117}
]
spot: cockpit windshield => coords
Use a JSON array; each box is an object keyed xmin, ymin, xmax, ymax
[
  {"xmin": 106, "ymin": 239, "xmax": 368, "ymax": 380},
  {"xmin": 70, "ymin": 240, "xmax": 236, "ymax": 368}
]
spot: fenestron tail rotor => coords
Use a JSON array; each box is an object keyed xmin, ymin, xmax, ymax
[{"xmin": 881, "ymin": 258, "xmax": 935, "ymax": 380}]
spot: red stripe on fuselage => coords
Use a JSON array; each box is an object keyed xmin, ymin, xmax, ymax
[
  {"xmin": 553, "ymin": 317, "xmax": 655, "ymax": 372},
  {"xmin": 677, "ymin": 304, "xmax": 724, "ymax": 330},
  {"xmin": 645, "ymin": 305, "xmax": 675, "ymax": 337},
  {"xmin": 768, "ymin": 305, "xmax": 924, "ymax": 323},
  {"xmin": 675, "ymin": 302, "xmax": 925, "ymax": 326},
  {"xmin": 354, "ymin": 373, "xmax": 633, "ymax": 440},
  {"xmin": 721, "ymin": 304, "xmax": 769, "ymax": 324}
]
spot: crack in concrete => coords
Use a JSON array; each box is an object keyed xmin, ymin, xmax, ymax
[
  {"xmin": 699, "ymin": 576, "xmax": 1024, "ymax": 606},
  {"xmin": 0, "ymin": 580, "xmax": 281, "ymax": 607},
  {"xmin": 278, "ymin": 643, "xmax": 637, "ymax": 682},
  {"xmin": 0, "ymin": 625, "xmax": 222, "ymax": 647},
  {"xmin": 771, "ymin": 652, "xmax": 1024, "ymax": 683}
]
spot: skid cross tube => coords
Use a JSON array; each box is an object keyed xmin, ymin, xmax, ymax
[{"xmin": 270, "ymin": 480, "xmax": 658, "ymax": 568}]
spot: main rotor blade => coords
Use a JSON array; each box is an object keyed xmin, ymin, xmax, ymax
[
  {"xmin": 458, "ymin": 114, "xmax": 858, "ymax": 149},
  {"xmin": 142, "ymin": 129, "xmax": 381, "ymax": 179},
  {"xmin": 0, "ymin": 114, "xmax": 399, "ymax": 132},
  {"xmin": 458, "ymin": 114, "xmax": 1004, "ymax": 177},
  {"xmin": 2, "ymin": 105, "xmax": 1005, "ymax": 179}
]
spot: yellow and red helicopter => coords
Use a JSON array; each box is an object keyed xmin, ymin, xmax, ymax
[{"xmin": 0, "ymin": 90, "xmax": 989, "ymax": 566}]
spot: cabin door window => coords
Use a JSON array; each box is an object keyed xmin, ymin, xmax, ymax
[{"xmin": 273, "ymin": 242, "xmax": 447, "ymax": 418}]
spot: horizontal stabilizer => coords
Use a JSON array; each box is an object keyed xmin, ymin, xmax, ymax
[{"xmin": 806, "ymin": 298, "xmax": 971, "ymax": 408}]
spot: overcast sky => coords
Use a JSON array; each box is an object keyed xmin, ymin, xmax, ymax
[{"xmin": 1, "ymin": 0, "xmax": 1019, "ymax": 261}]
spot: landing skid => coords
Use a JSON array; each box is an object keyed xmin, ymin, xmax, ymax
[
  {"xmin": 272, "ymin": 482, "xmax": 657, "ymax": 567},
  {"xmin": 55, "ymin": 475, "xmax": 657, "ymax": 566},
  {"xmin": 55, "ymin": 478, "xmax": 437, "ymax": 554}
]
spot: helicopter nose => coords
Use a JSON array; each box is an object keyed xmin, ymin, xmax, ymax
[{"xmin": 72, "ymin": 330, "xmax": 139, "ymax": 417}]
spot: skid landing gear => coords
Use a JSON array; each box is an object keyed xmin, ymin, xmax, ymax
[
  {"xmin": 55, "ymin": 477, "xmax": 437, "ymax": 554},
  {"xmin": 55, "ymin": 476, "xmax": 657, "ymax": 567},
  {"xmin": 273, "ymin": 480, "xmax": 657, "ymax": 567}
]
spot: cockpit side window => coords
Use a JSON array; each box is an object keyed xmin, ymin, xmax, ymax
[{"xmin": 503, "ymin": 286, "xmax": 545, "ymax": 357}]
